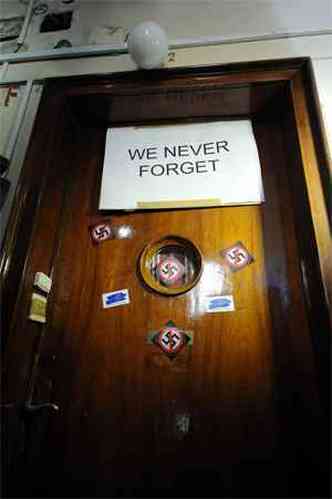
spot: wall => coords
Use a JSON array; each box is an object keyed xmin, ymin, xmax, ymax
[
  {"xmin": 0, "ymin": 85, "xmax": 22, "ymax": 157},
  {"xmin": 1, "ymin": 0, "xmax": 332, "ymax": 52},
  {"xmin": 0, "ymin": 83, "xmax": 43, "ymax": 246},
  {"xmin": 312, "ymin": 58, "xmax": 332, "ymax": 166},
  {"xmin": 77, "ymin": 0, "xmax": 332, "ymax": 41}
]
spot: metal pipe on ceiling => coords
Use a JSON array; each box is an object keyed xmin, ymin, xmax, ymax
[{"xmin": 0, "ymin": 29, "xmax": 331, "ymax": 65}]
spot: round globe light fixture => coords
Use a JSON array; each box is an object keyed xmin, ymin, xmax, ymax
[{"xmin": 127, "ymin": 21, "xmax": 168, "ymax": 69}]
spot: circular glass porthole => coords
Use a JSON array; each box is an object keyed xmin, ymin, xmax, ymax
[{"xmin": 139, "ymin": 235, "xmax": 202, "ymax": 296}]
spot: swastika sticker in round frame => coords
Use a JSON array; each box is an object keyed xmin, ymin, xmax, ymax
[{"xmin": 139, "ymin": 235, "xmax": 202, "ymax": 296}]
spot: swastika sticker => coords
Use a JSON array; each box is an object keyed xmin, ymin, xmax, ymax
[
  {"xmin": 156, "ymin": 256, "xmax": 185, "ymax": 286},
  {"xmin": 147, "ymin": 321, "xmax": 193, "ymax": 359},
  {"xmin": 90, "ymin": 222, "xmax": 113, "ymax": 244},
  {"xmin": 221, "ymin": 241, "xmax": 254, "ymax": 272}
]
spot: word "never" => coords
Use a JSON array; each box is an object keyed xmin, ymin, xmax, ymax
[{"xmin": 128, "ymin": 140, "xmax": 230, "ymax": 161}]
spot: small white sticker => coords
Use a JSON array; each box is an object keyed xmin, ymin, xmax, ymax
[
  {"xmin": 34, "ymin": 272, "xmax": 52, "ymax": 293},
  {"xmin": 205, "ymin": 295, "xmax": 235, "ymax": 313},
  {"xmin": 102, "ymin": 289, "xmax": 130, "ymax": 309}
]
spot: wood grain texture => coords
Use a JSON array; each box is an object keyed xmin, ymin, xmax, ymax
[
  {"xmin": 1, "ymin": 59, "xmax": 330, "ymax": 498},
  {"xmin": 34, "ymin": 127, "xmax": 276, "ymax": 495},
  {"xmin": 0, "ymin": 92, "xmax": 65, "ymax": 352},
  {"xmin": 291, "ymin": 72, "xmax": 332, "ymax": 310},
  {"xmin": 279, "ymin": 88, "xmax": 331, "ymax": 417},
  {"xmin": 254, "ymin": 116, "xmax": 330, "ymax": 491}
]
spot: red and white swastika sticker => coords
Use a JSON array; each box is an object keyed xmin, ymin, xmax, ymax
[
  {"xmin": 156, "ymin": 256, "xmax": 185, "ymax": 286},
  {"xmin": 90, "ymin": 222, "xmax": 113, "ymax": 244},
  {"xmin": 155, "ymin": 326, "xmax": 187, "ymax": 357},
  {"xmin": 221, "ymin": 241, "xmax": 254, "ymax": 271},
  {"xmin": 148, "ymin": 321, "xmax": 193, "ymax": 360}
]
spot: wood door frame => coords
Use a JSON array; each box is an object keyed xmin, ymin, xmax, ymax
[
  {"xmin": 2, "ymin": 57, "xmax": 330, "ymax": 340},
  {"xmin": 1, "ymin": 57, "xmax": 331, "ymax": 484}
]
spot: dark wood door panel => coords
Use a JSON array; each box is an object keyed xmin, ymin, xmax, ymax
[
  {"xmin": 24, "ymin": 125, "xmax": 277, "ymax": 496},
  {"xmin": 69, "ymin": 82, "xmax": 286, "ymax": 126}
]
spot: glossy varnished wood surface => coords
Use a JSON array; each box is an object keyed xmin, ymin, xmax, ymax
[
  {"xmin": 254, "ymin": 116, "xmax": 330, "ymax": 490},
  {"xmin": 291, "ymin": 72, "xmax": 332, "ymax": 308},
  {"xmin": 27, "ymin": 127, "xmax": 276, "ymax": 496},
  {"xmin": 70, "ymin": 82, "xmax": 286, "ymax": 126},
  {"xmin": 2, "ymin": 60, "xmax": 330, "ymax": 498}
]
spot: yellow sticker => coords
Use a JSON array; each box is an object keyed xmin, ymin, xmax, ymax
[{"xmin": 29, "ymin": 293, "xmax": 47, "ymax": 323}]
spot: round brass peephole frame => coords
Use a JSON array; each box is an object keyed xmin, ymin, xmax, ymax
[{"xmin": 139, "ymin": 235, "xmax": 203, "ymax": 296}]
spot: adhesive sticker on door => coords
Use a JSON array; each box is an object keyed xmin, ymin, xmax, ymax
[
  {"xmin": 102, "ymin": 289, "xmax": 130, "ymax": 309},
  {"xmin": 139, "ymin": 235, "xmax": 202, "ymax": 296},
  {"xmin": 29, "ymin": 293, "xmax": 47, "ymax": 323},
  {"xmin": 205, "ymin": 295, "xmax": 235, "ymax": 313},
  {"xmin": 156, "ymin": 255, "xmax": 185, "ymax": 286},
  {"xmin": 147, "ymin": 320, "xmax": 193, "ymax": 359},
  {"xmin": 90, "ymin": 221, "xmax": 113, "ymax": 244},
  {"xmin": 220, "ymin": 241, "xmax": 254, "ymax": 272}
]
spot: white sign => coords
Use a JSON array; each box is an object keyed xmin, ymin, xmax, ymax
[{"xmin": 99, "ymin": 120, "xmax": 264, "ymax": 210}]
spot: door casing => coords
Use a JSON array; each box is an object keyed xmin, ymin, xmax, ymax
[{"xmin": 1, "ymin": 57, "xmax": 331, "ymax": 496}]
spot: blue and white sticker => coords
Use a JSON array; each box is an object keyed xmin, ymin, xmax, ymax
[
  {"xmin": 102, "ymin": 289, "xmax": 130, "ymax": 309},
  {"xmin": 205, "ymin": 295, "xmax": 235, "ymax": 313}
]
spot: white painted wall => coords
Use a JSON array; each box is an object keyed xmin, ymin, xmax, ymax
[
  {"xmin": 76, "ymin": 0, "xmax": 332, "ymax": 42},
  {"xmin": 0, "ymin": 85, "xmax": 22, "ymax": 157},
  {"xmin": 0, "ymin": 83, "xmax": 43, "ymax": 246},
  {"xmin": 312, "ymin": 58, "xmax": 332, "ymax": 166},
  {"xmin": 1, "ymin": 0, "xmax": 332, "ymax": 52}
]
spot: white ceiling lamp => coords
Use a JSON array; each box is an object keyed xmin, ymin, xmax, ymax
[{"xmin": 127, "ymin": 21, "xmax": 168, "ymax": 69}]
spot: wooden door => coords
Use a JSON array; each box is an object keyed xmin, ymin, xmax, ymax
[{"xmin": 2, "ymin": 62, "xmax": 330, "ymax": 498}]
